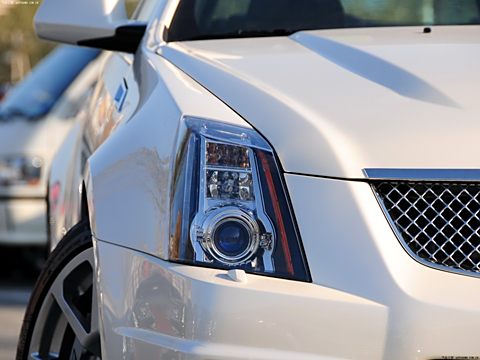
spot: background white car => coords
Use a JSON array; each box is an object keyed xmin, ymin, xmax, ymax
[
  {"xmin": 0, "ymin": 46, "xmax": 99, "ymax": 253},
  {"xmin": 16, "ymin": 1, "xmax": 480, "ymax": 359}
]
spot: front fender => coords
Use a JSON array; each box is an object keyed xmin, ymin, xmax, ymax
[{"xmin": 84, "ymin": 50, "xmax": 249, "ymax": 260}]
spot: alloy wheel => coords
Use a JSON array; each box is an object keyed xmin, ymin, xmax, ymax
[{"xmin": 27, "ymin": 247, "xmax": 101, "ymax": 360}]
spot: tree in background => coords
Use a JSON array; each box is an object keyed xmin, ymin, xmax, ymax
[
  {"xmin": 0, "ymin": 3, "xmax": 55, "ymax": 84},
  {"xmin": 0, "ymin": 0, "xmax": 139, "ymax": 85}
]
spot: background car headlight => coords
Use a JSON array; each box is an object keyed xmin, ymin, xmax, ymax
[
  {"xmin": 0, "ymin": 155, "xmax": 43, "ymax": 186},
  {"xmin": 170, "ymin": 118, "xmax": 310, "ymax": 281}
]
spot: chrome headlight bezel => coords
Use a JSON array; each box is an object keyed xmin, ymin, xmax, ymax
[
  {"xmin": 194, "ymin": 206, "xmax": 261, "ymax": 265},
  {"xmin": 169, "ymin": 117, "xmax": 310, "ymax": 282}
]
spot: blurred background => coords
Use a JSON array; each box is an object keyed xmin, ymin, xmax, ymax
[
  {"xmin": 0, "ymin": 3, "xmax": 137, "ymax": 358},
  {"xmin": 0, "ymin": 2, "xmax": 53, "ymax": 95},
  {"xmin": 0, "ymin": 3, "xmax": 53, "ymax": 359}
]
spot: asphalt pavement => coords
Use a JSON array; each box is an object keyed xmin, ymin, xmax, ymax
[{"xmin": 0, "ymin": 247, "xmax": 41, "ymax": 360}]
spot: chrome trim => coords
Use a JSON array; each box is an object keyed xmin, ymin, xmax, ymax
[
  {"xmin": 364, "ymin": 168, "xmax": 480, "ymax": 182},
  {"xmin": 187, "ymin": 118, "xmax": 275, "ymax": 271},
  {"xmin": 371, "ymin": 181, "xmax": 480, "ymax": 278}
]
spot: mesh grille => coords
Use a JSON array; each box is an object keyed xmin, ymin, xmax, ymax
[{"xmin": 373, "ymin": 182, "xmax": 480, "ymax": 275}]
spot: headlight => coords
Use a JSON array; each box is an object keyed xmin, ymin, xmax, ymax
[
  {"xmin": 0, "ymin": 155, "xmax": 43, "ymax": 186},
  {"xmin": 170, "ymin": 118, "xmax": 310, "ymax": 281}
]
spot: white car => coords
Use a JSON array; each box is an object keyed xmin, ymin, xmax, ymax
[
  {"xmin": 17, "ymin": 1, "xmax": 480, "ymax": 359},
  {"xmin": 0, "ymin": 46, "xmax": 99, "ymax": 250}
]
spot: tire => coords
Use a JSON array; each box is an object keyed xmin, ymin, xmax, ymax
[{"xmin": 16, "ymin": 221, "xmax": 102, "ymax": 360}]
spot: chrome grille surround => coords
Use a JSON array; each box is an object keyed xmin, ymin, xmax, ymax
[{"xmin": 366, "ymin": 169, "xmax": 480, "ymax": 277}]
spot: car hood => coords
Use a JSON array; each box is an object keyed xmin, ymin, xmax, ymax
[{"xmin": 160, "ymin": 26, "xmax": 480, "ymax": 179}]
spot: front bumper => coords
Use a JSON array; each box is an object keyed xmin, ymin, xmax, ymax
[
  {"xmin": 95, "ymin": 239, "xmax": 387, "ymax": 360},
  {"xmin": 94, "ymin": 174, "xmax": 480, "ymax": 360},
  {"xmin": 0, "ymin": 198, "xmax": 47, "ymax": 245}
]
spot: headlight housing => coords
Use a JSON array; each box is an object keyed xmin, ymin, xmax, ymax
[
  {"xmin": 0, "ymin": 155, "xmax": 43, "ymax": 186},
  {"xmin": 170, "ymin": 118, "xmax": 310, "ymax": 281}
]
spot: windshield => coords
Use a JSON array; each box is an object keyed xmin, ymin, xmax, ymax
[
  {"xmin": 0, "ymin": 46, "xmax": 99, "ymax": 121},
  {"xmin": 168, "ymin": 0, "xmax": 480, "ymax": 41}
]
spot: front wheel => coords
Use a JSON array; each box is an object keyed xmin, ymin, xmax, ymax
[{"xmin": 16, "ymin": 221, "xmax": 101, "ymax": 360}]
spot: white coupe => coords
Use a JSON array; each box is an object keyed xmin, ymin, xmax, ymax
[{"xmin": 17, "ymin": 1, "xmax": 480, "ymax": 359}]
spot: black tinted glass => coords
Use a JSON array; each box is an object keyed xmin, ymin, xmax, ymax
[{"xmin": 168, "ymin": 0, "xmax": 480, "ymax": 41}]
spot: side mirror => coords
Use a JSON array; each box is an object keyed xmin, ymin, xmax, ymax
[{"xmin": 35, "ymin": 0, "xmax": 146, "ymax": 53}]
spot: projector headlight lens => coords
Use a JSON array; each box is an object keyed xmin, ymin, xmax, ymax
[{"xmin": 214, "ymin": 220, "xmax": 250, "ymax": 257}]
